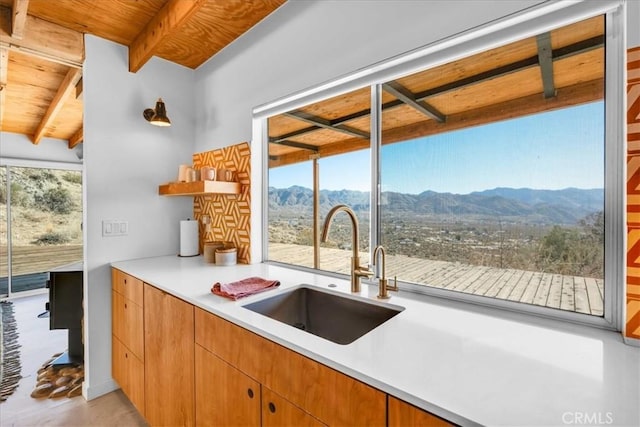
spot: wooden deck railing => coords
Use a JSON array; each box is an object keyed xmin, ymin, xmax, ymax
[{"xmin": 0, "ymin": 245, "xmax": 83, "ymax": 277}]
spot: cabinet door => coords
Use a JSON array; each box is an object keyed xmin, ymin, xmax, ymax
[
  {"xmin": 112, "ymin": 290, "xmax": 125, "ymax": 343},
  {"xmin": 195, "ymin": 344, "xmax": 260, "ymax": 427},
  {"xmin": 112, "ymin": 290, "xmax": 144, "ymax": 359},
  {"xmin": 262, "ymin": 387, "xmax": 325, "ymax": 427},
  {"xmin": 388, "ymin": 396, "xmax": 454, "ymax": 427},
  {"xmin": 113, "ymin": 336, "xmax": 145, "ymax": 416},
  {"xmin": 144, "ymin": 284, "xmax": 194, "ymax": 427},
  {"xmin": 112, "ymin": 335, "xmax": 126, "ymax": 391}
]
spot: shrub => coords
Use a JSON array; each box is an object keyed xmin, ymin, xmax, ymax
[
  {"xmin": 62, "ymin": 172, "xmax": 82, "ymax": 184},
  {"xmin": 33, "ymin": 232, "xmax": 71, "ymax": 245},
  {"xmin": 38, "ymin": 187, "xmax": 74, "ymax": 214},
  {"xmin": 1, "ymin": 183, "xmax": 31, "ymax": 207}
]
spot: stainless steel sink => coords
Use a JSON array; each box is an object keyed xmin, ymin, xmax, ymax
[{"xmin": 243, "ymin": 286, "xmax": 404, "ymax": 345}]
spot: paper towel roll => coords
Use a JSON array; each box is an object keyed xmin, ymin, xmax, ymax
[{"xmin": 179, "ymin": 219, "xmax": 199, "ymax": 257}]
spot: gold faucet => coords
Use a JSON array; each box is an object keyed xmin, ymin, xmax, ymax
[
  {"xmin": 373, "ymin": 245, "xmax": 398, "ymax": 299},
  {"xmin": 321, "ymin": 204, "xmax": 373, "ymax": 292}
]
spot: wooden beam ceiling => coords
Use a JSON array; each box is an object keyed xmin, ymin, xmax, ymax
[
  {"xmin": 128, "ymin": 0, "xmax": 206, "ymax": 73},
  {"xmin": 269, "ymin": 79, "xmax": 603, "ymax": 168},
  {"xmin": 10, "ymin": 0, "xmax": 28, "ymax": 39},
  {"xmin": 0, "ymin": 5, "xmax": 83, "ymax": 68},
  {"xmin": 0, "ymin": 47, "xmax": 7, "ymax": 126},
  {"xmin": 32, "ymin": 67, "xmax": 82, "ymax": 144},
  {"xmin": 68, "ymin": 126, "xmax": 83, "ymax": 149}
]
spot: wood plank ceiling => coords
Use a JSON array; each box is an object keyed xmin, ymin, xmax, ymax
[
  {"xmin": 268, "ymin": 15, "xmax": 605, "ymax": 168},
  {"xmin": 0, "ymin": 0, "xmax": 286, "ymax": 149}
]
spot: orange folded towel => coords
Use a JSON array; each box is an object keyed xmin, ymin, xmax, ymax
[{"xmin": 211, "ymin": 277, "xmax": 280, "ymax": 300}]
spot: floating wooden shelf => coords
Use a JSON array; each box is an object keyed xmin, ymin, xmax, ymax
[{"xmin": 158, "ymin": 181, "xmax": 241, "ymax": 196}]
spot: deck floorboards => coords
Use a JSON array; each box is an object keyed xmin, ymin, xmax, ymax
[{"xmin": 269, "ymin": 243, "xmax": 604, "ymax": 316}]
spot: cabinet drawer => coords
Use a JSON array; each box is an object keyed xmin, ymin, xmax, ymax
[
  {"xmin": 112, "ymin": 268, "xmax": 143, "ymax": 306},
  {"xmin": 112, "ymin": 290, "xmax": 144, "ymax": 359},
  {"xmin": 195, "ymin": 307, "xmax": 263, "ymax": 375},
  {"xmin": 194, "ymin": 307, "xmax": 385, "ymax": 426},
  {"xmin": 112, "ymin": 335, "xmax": 145, "ymax": 417}
]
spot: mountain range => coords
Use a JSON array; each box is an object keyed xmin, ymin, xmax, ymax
[{"xmin": 268, "ymin": 186, "xmax": 604, "ymax": 225}]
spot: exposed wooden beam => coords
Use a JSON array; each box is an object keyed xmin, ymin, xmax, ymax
[
  {"xmin": 270, "ymin": 36, "xmax": 604, "ymax": 145},
  {"xmin": 536, "ymin": 32, "xmax": 556, "ymax": 99},
  {"xmin": 0, "ymin": 47, "xmax": 7, "ymax": 127},
  {"xmin": 270, "ymin": 79, "xmax": 603, "ymax": 168},
  {"xmin": 11, "ymin": 0, "xmax": 29, "ymax": 39},
  {"xmin": 382, "ymin": 81, "xmax": 446, "ymax": 122},
  {"xmin": 32, "ymin": 67, "xmax": 82, "ymax": 144},
  {"xmin": 0, "ymin": 5, "xmax": 83, "ymax": 68},
  {"xmin": 68, "ymin": 126, "xmax": 83, "ymax": 149},
  {"xmin": 128, "ymin": 0, "xmax": 206, "ymax": 73},
  {"xmin": 269, "ymin": 139, "xmax": 319, "ymax": 152},
  {"xmin": 75, "ymin": 77, "xmax": 82, "ymax": 99},
  {"xmin": 284, "ymin": 111, "xmax": 370, "ymax": 139}
]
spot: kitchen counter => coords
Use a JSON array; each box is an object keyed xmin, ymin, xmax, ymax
[{"xmin": 111, "ymin": 255, "xmax": 640, "ymax": 426}]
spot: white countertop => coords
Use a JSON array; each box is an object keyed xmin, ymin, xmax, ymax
[{"xmin": 111, "ymin": 255, "xmax": 640, "ymax": 427}]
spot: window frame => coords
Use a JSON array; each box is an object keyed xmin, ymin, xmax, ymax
[{"xmin": 255, "ymin": 0, "xmax": 625, "ymax": 331}]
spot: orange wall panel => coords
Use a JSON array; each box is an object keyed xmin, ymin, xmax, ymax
[
  {"xmin": 193, "ymin": 142, "xmax": 251, "ymax": 264},
  {"xmin": 627, "ymin": 46, "xmax": 640, "ymax": 340}
]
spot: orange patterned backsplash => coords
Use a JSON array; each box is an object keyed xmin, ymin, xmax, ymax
[
  {"xmin": 626, "ymin": 46, "xmax": 640, "ymax": 340},
  {"xmin": 193, "ymin": 142, "xmax": 251, "ymax": 264}
]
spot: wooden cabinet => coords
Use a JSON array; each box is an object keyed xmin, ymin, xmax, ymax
[
  {"xmin": 112, "ymin": 268, "xmax": 454, "ymax": 427},
  {"xmin": 262, "ymin": 387, "xmax": 325, "ymax": 427},
  {"xmin": 195, "ymin": 307, "xmax": 383, "ymax": 426},
  {"xmin": 195, "ymin": 343, "xmax": 324, "ymax": 427},
  {"xmin": 111, "ymin": 269, "xmax": 145, "ymax": 416},
  {"xmin": 144, "ymin": 284, "xmax": 195, "ymax": 427},
  {"xmin": 195, "ymin": 343, "xmax": 261, "ymax": 426},
  {"xmin": 388, "ymin": 396, "xmax": 455, "ymax": 427},
  {"xmin": 112, "ymin": 268, "xmax": 144, "ymax": 305},
  {"xmin": 112, "ymin": 336, "xmax": 145, "ymax": 415}
]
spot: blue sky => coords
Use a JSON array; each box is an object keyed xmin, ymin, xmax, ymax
[{"xmin": 269, "ymin": 102, "xmax": 604, "ymax": 195}]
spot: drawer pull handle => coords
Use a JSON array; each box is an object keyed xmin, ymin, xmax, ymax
[
  {"xmin": 124, "ymin": 279, "xmax": 127, "ymax": 284},
  {"xmin": 247, "ymin": 388, "xmax": 254, "ymax": 399},
  {"xmin": 268, "ymin": 402, "xmax": 276, "ymax": 413}
]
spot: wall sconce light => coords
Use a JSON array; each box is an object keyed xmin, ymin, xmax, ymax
[{"xmin": 143, "ymin": 98, "xmax": 171, "ymax": 127}]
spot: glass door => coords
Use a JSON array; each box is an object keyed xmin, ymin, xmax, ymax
[
  {"xmin": 0, "ymin": 165, "xmax": 83, "ymax": 297},
  {"xmin": 0, "ymin": 166, "xmax": 8, "ymax": 298}
]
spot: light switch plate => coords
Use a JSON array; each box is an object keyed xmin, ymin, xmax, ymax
[{"xmin": 102, "ymin": 220, "xmax": 129, "ymax": 237}]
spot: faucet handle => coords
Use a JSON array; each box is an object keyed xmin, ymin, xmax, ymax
[{"xmin": 387, "ymin": 275, "xmax": 398, "ymax": 292}]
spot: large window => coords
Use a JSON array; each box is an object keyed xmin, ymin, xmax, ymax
[
  {"xmin": 263, "ymin": 9, "xmax": 620, "ymax": 326},
  {"xmin": 268, "ymin": 88, "xmax": 370, "ymax": 276}
]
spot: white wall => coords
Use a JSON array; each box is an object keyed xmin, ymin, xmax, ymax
[
  {"xmin": 82, "ymin": 35, "xmax": 195, "ymax": 399},
  {"xmin": 193, "ymin": 0, "xmax": 546, "ymax": 151},
  {"xmin": 629, "ymin": 0, "xmax": 639, "ymax": 48},
  {"xmin": 0, "ymin": 132, "xmax": 82, "ymax": 164}
]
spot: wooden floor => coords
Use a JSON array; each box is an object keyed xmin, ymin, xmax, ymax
[
  {"xmin": 0, "ymin": 294, "xmax": 146, "ymax": 427},
  {"xmin": 269, "ymin": 243, "xmax": 605, "ymax": 316}
]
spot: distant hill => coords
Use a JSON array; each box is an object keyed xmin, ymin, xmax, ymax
[{"xmin": 268, "ymin": 186, "xmax": 604, "ymax": 225}]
